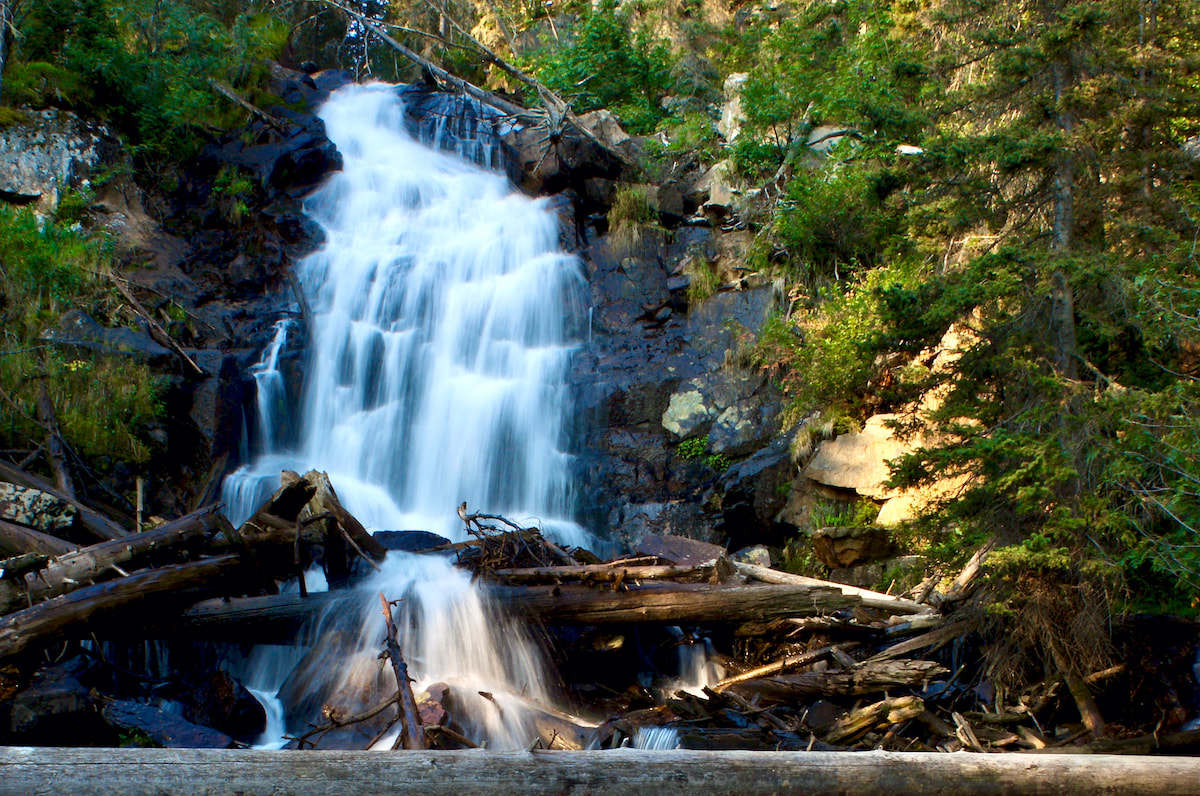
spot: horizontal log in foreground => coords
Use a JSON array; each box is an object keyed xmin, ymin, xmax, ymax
[
  {"xmin": 0, "ymin": 748, "xmax": 1198, "ymax": 796},
  {"xmin": 148, "ymin": 583, "xmax": 863, "ymax": 644}
]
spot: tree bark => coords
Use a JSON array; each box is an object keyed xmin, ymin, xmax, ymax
[
  {"xmin": 0, "ymin": 555, "xmax": 243, "ymax": 659},
  {"xmin": 379, "ymin": 593, "xmax": 425, "ymax": 751},
  {"xmin": 0, "ymin": 519, "xmax": 78, "ymax": 558},
  {"xmin": 733, "ymin": 562, "xmax": 929, "ymax": 615},
  {"xmin": 0, "ymin": 506, "xmax": 230, "ymax": 615},
  {"xmin": 729, "ymin": 660, "xmax": 948, "ymax": 701},
  {"xmin": 154, "ymin": 582, "xmax": 863, "ymax": 644},
  {"xmin": 35, "ymin": 382, "xmax": 75, "ymax": 500},
  {"xmin": 1, "ymin": 748, "xmax": 1198, "ymax": 795}
]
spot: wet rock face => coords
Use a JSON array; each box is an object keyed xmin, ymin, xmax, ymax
[
  {"xmin": 0, "ymin": 109, "xmax": 120, "ymax": 210},
  {"xmin": 0, "ymin": 658, "xmax": 103, "ymax": 745},
  {"xmin": 569, "ymin": 205, "xmax": 790, "ymax": 548},
  {"xmin": 185, "ymin": 671, "xmax": 267, "ymax": 744}
]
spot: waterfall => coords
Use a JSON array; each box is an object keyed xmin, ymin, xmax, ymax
[{"xmin": 221, "ymin": 82, "xmax": 590, "ymax": 749}]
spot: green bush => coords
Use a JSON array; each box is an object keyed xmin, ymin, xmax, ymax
[
  {"xmin": 525, "ymin": 0, "xmax": 672, "ymax": 135},
  {"xmin": 0, "ymin": 207, "xmax": 161, "ymax": 463},
  {"xmin": 9, "ymin": 0, "xmax": 288, "ymax": 161}
]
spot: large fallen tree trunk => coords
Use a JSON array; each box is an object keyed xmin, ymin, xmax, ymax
[
  {"xmin": 136, "ymin": 582, "xmax": 863, "ymax": 643},
  {"xmin": 0, "ymin": 519, "xmax": 79, "ymax": 558},
  {"xmin": 734, "ymin": 562, "xmax": 929, "ymax": 616},
  {"xmin": 0, "ymin": 748, "xmax": 1198, "ymax": 796},
  {"xmin": 492, "ymin": 583, "xmax": 860, "ymax": 623},
  {"xmin": 0, "ymin": 555, "xmax": 245, "ymax": 659},
  {"xmin": 729, "ymin": 659, "xmax": 948, "ymax": 701},
  {"xmin": 0, "ymin": 461, "xmax": 128, "ymax": 540},
  {"xmin": 0, "ymin": 506, "xmax": 230, "ymax": 615}
]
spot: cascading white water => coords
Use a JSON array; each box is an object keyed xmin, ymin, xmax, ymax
[{"xmin": 220, "ymin": 82, "xmax": 590, "ymax": 749}]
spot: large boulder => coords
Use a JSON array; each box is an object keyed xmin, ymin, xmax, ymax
[
  {"xmin": 185, "ymin": 671, "xmax": 267, "ymax": 744},
  {"xmin": 0, "ymin": 109, "xmax": 120, "ymax": 210},
  {"xmin": 103, "ymin": 700, "xmax": 235, "ymax": 748},
  {"xmin": 810, "ymin": 525, "xmax": 897, "ymax": 569},
  {"xmin": 717, "ymin": 73, "xmax": 750, "ymax": 142},
  {"xmin": 802, "ymin": 414, "xmax": 907, "ymax": 500},
  {"xmin": 0, "ymin": 483, "xmax": 77, "ymax": 532},
  {"xmin": 0, "ymin": 658, "xmax": 102, "ymax": 745},
  {"xmin": 203, "ymin": 111, "xmax": 342, "ymax": 198}
]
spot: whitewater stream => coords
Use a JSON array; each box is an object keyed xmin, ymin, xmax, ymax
[{"xmin": 219, "ymin": 83, "xmax": 593, "ymax": 749}]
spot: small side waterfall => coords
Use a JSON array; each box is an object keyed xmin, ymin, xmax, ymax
[{"xmin": 221, "ymin": 83, "xmax": 590, "ymax": 749}]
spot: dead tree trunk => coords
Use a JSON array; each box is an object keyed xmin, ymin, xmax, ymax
[
  {"xmin": 0, "ymin": 555, "xmax": 243, "ymax": 659},
  {"xmin": 156, "ymin": 583, "xmax": 863, "ymax": 643},
  {"xmin": 35, "ymin": 382, "xmax": 75, "ymax": 500},
  {"xmin": 729, "ymin": 660, "xmax": 948, "ymax": 701},
  {"xmin": 1, "ymin": 748, "xmax": 1199, "ymax": 796},
  {"xmin": 493, "ymin": 582, "xmax": 860, "ymax": 624},
  {"xmin": 0, "ymin": 519, "xmax": 79, "ymax": 558},
  {"xmin": 379, "ymin": 593, "xmax": 425, "ymax": 750},
  {"xmin": 0, "ymin": 506, "xmax": 230, "ymax": 615}
]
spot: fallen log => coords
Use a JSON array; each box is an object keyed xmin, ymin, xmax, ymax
[
  {"xmin": 733, "ymin": 562, "xmax": 929, "ymax": 616},
  {"xmin": 0, "ymin": 555, "xmax": 243, "ymax": 659},
  {"xmin": 712, "ymin": 645, "xmax": 842, "ymax": 691},
  {"xmin": 731, "ymin": 660, "xmax": 948, "ymax": 701},
  {"xmin": 306, "ymin": 472, "xmax": 387, "ymax": 564},
  {"xmin": 379, "ymin": 593, "xmax": 425, "ymax": 751},
  {"xmin": 120, "ymin": 582, "xmax": 863, "ymax": 644},
  {"xmin": 0, "ymin": 519, "xmax": 78, "ymax": 558},
  {"xmin": 491, "ymin": 563, "xmax": 708, "ymax": 584},
  {"xmin": 492, "ymin": 582, "xmax": 860, "ymax": 624},
  {"xmin": 825, "ymin": 695, "xmax": 925, "ymax": 744},
  {"xmin": 35, "ymin": 382, "xmax": 75, "ymax": 499},
  {"xmin": 2, "ymin": 748, "xmax": 1199, "ymax": 795},
  {"xmin": 0, "ymin": 461, "xmax": 128, "ymax": 540},
  {"xmin": 0, "ymin": 506, "xmax": 230, "ymax": 615}
]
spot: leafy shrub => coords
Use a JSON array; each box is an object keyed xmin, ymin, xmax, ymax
[
  {"xmin": 0, "ymin": 207, "xmax": 161, "ymax": 463},
  {"xmin": 525, "ymin": 0, "xmax": 672, "ymax": 134}
]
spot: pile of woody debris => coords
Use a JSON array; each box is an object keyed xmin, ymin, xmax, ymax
[{"xmin": 0, "ymin": 463, "xmax": 1195, "ymax": 756}]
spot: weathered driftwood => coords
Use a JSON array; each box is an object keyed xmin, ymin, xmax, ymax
[
  {"xmin": 0, "ymin": 461, "xmax": 128, "ymax": 540},
  {"xmin": 733, "ymin": 562, "xmax": 929, "ymax": 616},
  {"xmin": 379, "ymin": 593, "xmax": 425, "ymax": 751},
  {"xmin": 0, "ymin": 519, "xmax": 78, "ymax": 558},
  {"xmin": 824, "ymin": 695, "xmax": 925, "ymax": 744},
  {"xmin": 235, "ymin": 472, "xmax": 318, "ymax": 539},
  {"xmin": 866, "ymin": 620, "xmax": 971, "ymax": 663},
  {"xmin": 2, "ymin": 748, "xmax": 1200, "ymax": 795},
  {"xmin": 35, "ymin": 382, "xmax": 75, "ymax": 500},
  {"xmin": 0, "ymin": 555, "xmax": 242, "ymax": 659},
  {"xmin": 732, "ymin": 660, "xmax": 948, "ymax": 701},
  {"xmin": 306, "ymin": 472, "xmax": 387, "ymax": 564},
  {"xmin": 492, "ymin": 582, "xmax": 860, "ymax": 624},
  {"xmin": 137, "ymin": 581, "xmax": 861, "ymax": 644},
  {"xmin": 0, "ymin": 506, "xmax": 230, "ymax": 615},
  {"xmin": 712, "ymin": 644, "xmax": 842, "ymax": 691},
  {"xmin": 491, "ymin": 563, "xmax": 708, "ymax": 585}
]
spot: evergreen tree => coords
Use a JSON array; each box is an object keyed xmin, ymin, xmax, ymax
[{"xmin": 889, "ymin": 0, "xmax": 1200, "ymax": 622}]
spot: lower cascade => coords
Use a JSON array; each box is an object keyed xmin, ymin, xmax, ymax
[{"xmin": 221, "ymin": 83, "xmax": 591, "ymax": 749}]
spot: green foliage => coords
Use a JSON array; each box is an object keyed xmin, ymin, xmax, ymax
[
  {"xmin": 9, "ymin": 0, "xmax": 289, "ymax": 160},
  {"xmin": 772, "ymin": 161, "xmax": 898, "ymax": 276},
  {"xmin": 525, "ymin": 0, "xmax": 672, "ymax": 134},
  {"xmin": 675, "ymin": 435, "xmax": 730, "ymax": 471},
  {"xmin": 0, "ymin": 207, "xmax": 161, "ymax": 463},
  {"xmin": 608, "ymin": 184, "xmax": 656, "ymax": 227},
  {"xmin": 810, "ymin": 498, "xmax": 881, "ymax": 529},
  {"xmin": 3, "ymin": 62, "xmax": 94, "ymax": 109},
  {"xmin": 677, "ymin": 435, "xmax": 708, "ymax": 459}
]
